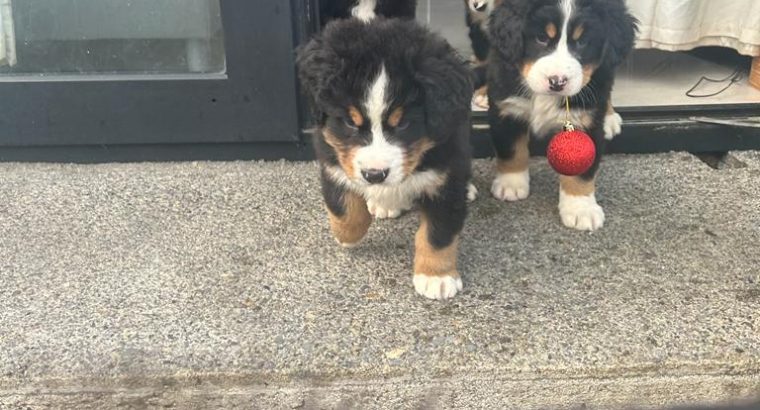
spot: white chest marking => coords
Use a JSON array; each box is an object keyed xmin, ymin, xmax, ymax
[
  {"xmin": 499, "ymin": 95, "xmax": 591, "ymax": 138},
  {"xmin": 325, "ymin": 166, "xmax": 447, "ymax": 211}
]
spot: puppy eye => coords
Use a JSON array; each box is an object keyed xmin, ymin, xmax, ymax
[
  {"xmin": 536, "ymin": 33, "xmax": 550, "ymax": 46},
  {"xmin": 343, "ymin": 118, "xmax": 359, "ymax": 131},
  {"xmin": 576, "ymin": 38, "xmax": 588, "ymax": 48},
  {"xmin": 395, "ymin": 118, "xmax": 411, "ymax": 131}
]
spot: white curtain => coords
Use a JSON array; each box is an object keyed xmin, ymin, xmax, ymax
[
  {"xmin": 629, "ymin": 0, "xmax": 760, "ymax": 57},
  {"xmin": 0, "ymin": 0, "xmax": 16, "ymax": 66}
]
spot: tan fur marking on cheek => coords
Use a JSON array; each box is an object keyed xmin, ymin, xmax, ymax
[
  {"xmin": 414, "ymin": 215, "xmax": 459, "ymax": 278},
  {"xmin": 573, "ymin": 25, "xmax": 585, "ymax": 41},
  {"xmin": 496, "ymin": 133, "xmax": 529, "ymax": 174},
  {"xmin": 546, "ymin": 23, "xmax": 558, "ymax": 39},
  {"xmin": 327, "ymin": 191, "xmax": 371, "ymax": 246},
  {"xmin": 582, "ymin": 64, "xmax": 598, "ymax": 86},
  {"xmin": 388, "ymin": 107, "xmax": 404, "ymax": 128},
  {"xmin": 521, "ymin": 61, "xmax": 535, "ymax": 79},
  {"xmin": 323, "ymin": 129, "xmax": 358, "ymax": 178},
  {"xmin": 560, "ymin": 175, "xmax": 595, "ymax": 196},
  {"xmin": 403, "ymin": 137, "xmax": 436, "ymax": 176},
  {"xmin": 348, "ymin": 106, "xmax": 364, "ymax": 127}
]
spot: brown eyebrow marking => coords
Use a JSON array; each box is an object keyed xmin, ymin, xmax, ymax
[
  {"xmin": 348, "ymin": 106, "xmax": 364, "ymax": 127},
  {"xmin": 388, "ymin": 107, "xmax": 404, "ymax": 128},
  {"xmin": 573, "ymin": 24, "xmax": 585, "ymax": 41},
  {"xmin": 546, "ymin": 23, "xmax": 558, "ymax": 39}
]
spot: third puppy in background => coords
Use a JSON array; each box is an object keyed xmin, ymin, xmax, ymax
[
  {"xmin": 464, "ymin": 0, "xmax": 500, "ymax": 109},
  {"xmin": 487, "ymin": 0, "xmax": 637, "ymax": 231}
]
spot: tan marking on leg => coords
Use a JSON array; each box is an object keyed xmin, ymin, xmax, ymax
[
  {"xmin": 472, "ymin": 57, "xmax": 488, "ymax": 67},
  {"xmin": 496, "ymin": 133, "xmax": 529, "ymax": 174},
  {"xmin": 388, "ymin": 107, "xmax": 404, "ymax": 128},
  {"xmin": 348, "ymin": 106, "xmax": 364, "ymax": 128},
  {"xmin": 572, "ymin": 24, "xmax": 585, "ymax": 41},
  {"xmin": 414, "ymin": 215, "xmax": 459, "ymax": 278},
  {"xmin": 403, "ymin": 137, "xmax": 436, "ymax": 176},
  {"xmin": 560, "ymin": 175, "xmax": 595, "ymax": 197},
  {"xmin": 323, "ymin": 128, "xmax": 358, "ymax": 178},
  {"xmin": 327, "ymin": 191, "xmax": 371, "ymax": 246},
  {"xmin": 582, "ymin": 64, "xmax": 598, "ymax": 87},
  {"xmin": 579, "ymin": 112, "xmax": 594, "ymax": 130},
  {"xmin": 607, "ymin": 101, "xmax": 615, "ymax": 116},
  {"xmin": 546, "ymin": 23, "xmax": 558, "ymax": 39}
]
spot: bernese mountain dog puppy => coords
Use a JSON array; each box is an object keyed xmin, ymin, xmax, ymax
[
  {"xmin": 320, "ymin": 0, "xmax": 417, "ymax": 25},
  {"xmin": 465, "ymin": 0, "xmax": 496, "ymax": 66},
  {"xmin": 465, "ymin": 0, "xmax": 499, "ymax": 109},
  {"xmin": 297, "ymin": 19, "xmax": 473, "ymax": 300},
  {"xmin": 487, "ymin": 0, "xmax": 637, "ymax": 231}
]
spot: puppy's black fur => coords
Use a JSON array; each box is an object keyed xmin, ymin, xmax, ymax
[{"xmin": 320, "ymin": 0, "xmax": 417, "ymax": 26}]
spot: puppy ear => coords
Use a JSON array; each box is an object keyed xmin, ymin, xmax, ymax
[
  {"xmin": 414, "ymin": 42, "xmax": 473, "ymax": 141},
  {"xmin": 488, "ymin": 0, "xmax": 531, "ymax": 64},
  {"xmin": 295, "ymin": 35, "xmax": 343, "ymax": 123},
  {"xmin": 597, "ymin": 0, "xmax": 639, "ymax": 68}
]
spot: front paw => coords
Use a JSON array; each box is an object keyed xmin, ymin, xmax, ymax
[
  {"xmin": 467, "ymin": 183, "xmax": 478, "ymax": 202},
  {"xmin": 413, "ymin": 273, "xmax": 462, "ymax": 300},
  {"xmin": 491, "ymin": 170, "xmax": 530, "ymax": 202},
  {"xmin": 604, "ymin": 112, "xmax": 623, "ymax": 140},
  {"xmin": 559, "ymin": 193, "xmax": 605, "ymax": 231}
]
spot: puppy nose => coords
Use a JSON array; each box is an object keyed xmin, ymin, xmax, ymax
[
  {"xmin": 361, "ymin": 168, "xmax": 389, "ymax": 184},
  {"xmin": 549, "ymin": 75, "xmax": 568, "ymax": 92}
]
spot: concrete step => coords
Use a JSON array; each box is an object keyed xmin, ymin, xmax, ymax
[{"xmin": 1, "ymin": 153, "xmax": 759, "ymax": 409}]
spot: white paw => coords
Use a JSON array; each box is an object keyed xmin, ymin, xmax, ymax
[
  {"xmin": 472, "ymin": 93, "xmax": 489, "ymax": 110},
  {"xmin": 559, "ymin": 190, "xmax": 605, "ymax": 231},
  {"xmin": 467, "ymin": 183, "xmax": 478, "ymax": 202},
  {"xmin": 491, "ymin": 170, "xmax": 530, "ymax": 202},
  {"xmin": 413, "ymin": 274, "xmax": 463, "ymax": 300},
  {"xmin": 367, "ymin": 199, "xmax": 407, "ymax": 219},
  {"xmin": 335, "ymin": 237, "xmax": 360, "ymax": 249},
  {"xmin": 604, "ymin": 112, "xmax": 623, "ymax": 140}
]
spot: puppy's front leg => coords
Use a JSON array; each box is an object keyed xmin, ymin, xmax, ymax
[
  {"xmin": 558, "ymin": 125, "xmax": 606, "ymax": 231},
  {"xmin": 604, "ymin": 102, "xmax": 623, "ymax": 140},
  {"xmin": 490, "ymin": 113, "xmax": 531, "ymax": 202},
  {"xmin": 413, "ymin": 183, "xmax": 467, "ymax": 300},
  {"xmin": 322, "ymin": 171, "xmax": 371, "ymax": 247}
]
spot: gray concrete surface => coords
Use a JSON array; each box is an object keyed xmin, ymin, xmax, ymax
[{"xmin": 0, "ymin": 153, "xmax": 759, "ymax": 409}]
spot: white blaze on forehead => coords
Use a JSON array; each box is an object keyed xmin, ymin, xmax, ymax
[
  {"xmin": 365, "ymin": 65, "xmax": 389, "ymax": 141},
  {"xmin": 558, "ymin": 0, "xmax": 574, "ymax": 53},
  {"xmin": 353, "ymin": 64, "xmax": 405, "ymax": 184}
]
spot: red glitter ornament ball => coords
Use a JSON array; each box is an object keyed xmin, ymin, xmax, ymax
[{"xmin": 547, "ymin": 129, "xmax": 596, "ymax": 176}]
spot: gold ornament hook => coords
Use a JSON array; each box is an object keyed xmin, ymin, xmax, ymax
[{"xmin": 563, "ymin": 97, "xmax": 575, "ymax": 132}]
